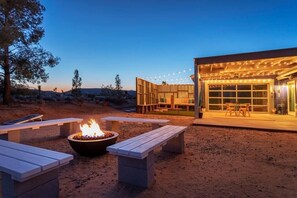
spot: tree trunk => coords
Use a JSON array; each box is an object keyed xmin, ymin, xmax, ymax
[{"xmin": 3, "ymin": 46, "xmax": 11, "ymax": 105}]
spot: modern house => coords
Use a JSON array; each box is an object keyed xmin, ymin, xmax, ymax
[{"xmin": 194, "ymin": 48, "xmax": 297, "ymax": 118}]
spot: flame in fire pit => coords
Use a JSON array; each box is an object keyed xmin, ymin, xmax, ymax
[{"xmin": 80, "ymin": 119, "xmax": 105, "ymax": 138}]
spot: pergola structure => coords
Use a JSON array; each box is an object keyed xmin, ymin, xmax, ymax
[
  {"xmin": 194, "ymin": 48, "xmax": 297, "ymax": 118},
  {"xmin": 136, "ymin": 77, "xmax": 194, "ymax": 114}
]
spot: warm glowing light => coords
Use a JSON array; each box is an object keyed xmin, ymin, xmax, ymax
[{"xmin": 80, "ymin": 119, "xmax": 105, "ymax": 137}]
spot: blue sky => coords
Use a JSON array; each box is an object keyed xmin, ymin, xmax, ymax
[{"xmin": 39, "ymin": 0, "xmax": 297, "ymax": 91}]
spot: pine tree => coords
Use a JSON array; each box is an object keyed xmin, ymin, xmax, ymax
[
  {"xmin": 72, "ymin": 69, "xmax": 82, "ymax": 96},
  {"xmin": 0, "ymin": 0, "xmax": 59, "ymax": 104},
  {"xmin": 115, "ymin": 74, "xmax": 122, "ymax": 96}
]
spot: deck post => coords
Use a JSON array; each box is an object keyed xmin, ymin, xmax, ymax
[
  {"xmin": 194, "ymin": 61, "xmax": 200, "ymax": 118},
  {"xmin": 295, "ymin": 80, "xmax": 297, "ymax": 117}
]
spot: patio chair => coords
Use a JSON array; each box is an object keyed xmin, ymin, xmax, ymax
[
  {"xmin": 238, "ymin": 103, "xmax": 250, "ymax": 117},
  {"xmin": 225, "ymin": 103, "xmax": 236, "ymax": 116}
]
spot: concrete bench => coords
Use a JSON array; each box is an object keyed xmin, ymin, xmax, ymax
[
  {"xmin": 106, "ymin": 125, "xmax": 187, "ymax": 187},
  {"xmin": 101, "ymin": 116, "xmax": 170, "ymax": 132},
  {"xmin": 0, "ymin": 139, "xmax": 73, "ymax": 197},
  {"xmin": 0, "ymin": 118, "xmax": 83, "ymax": 142}
]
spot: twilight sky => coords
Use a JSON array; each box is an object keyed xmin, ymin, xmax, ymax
[{"xmin": 39, "ymin": 0, "xmax": 297, "ymax": 91}]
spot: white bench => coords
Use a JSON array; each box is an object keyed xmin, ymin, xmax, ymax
[
  {"xmin": 101, "ymin": 116, "xmax": 170, "ymax": 132},
  {"xmin": 106, "ymin": 125, "xmax": 187, "ymax": 187},
  {"xmin": 0, "ymin": 139, "xmax": 73, "ymax": 197},
  {"xmin": 0, "ymin": 118, "xmax": 83, "ymax": 142}
]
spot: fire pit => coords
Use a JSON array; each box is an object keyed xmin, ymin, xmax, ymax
[{"xmin": 68, "ymin": 119, "xmax": 118, "ymax": 156}]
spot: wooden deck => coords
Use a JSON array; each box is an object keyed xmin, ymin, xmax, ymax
[{"xmin": 193, "ymin": 112, "xmax": 297, "ymax": 132}]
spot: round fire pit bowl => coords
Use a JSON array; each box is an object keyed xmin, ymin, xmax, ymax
[{"xmin": 67, "ymin": 131, "xmax": 119, "ymax": 156}]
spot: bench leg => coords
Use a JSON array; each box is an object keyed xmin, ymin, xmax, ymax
[
  {"xmin": 162, "ymin": 132, "xmax": 185, "ymax": 153},
  {"xmin": 1, "ymin": 169, "xmax": 59, "ymax": 198},
  {"xmin": 0, "ymin": 130, "xmax": 21, "ymax": 143},
  {"xmin": 8, "ymin": 130, "xmax": 21, "ymax": 143},
  {"xmin": 118, "ymin": 151, "xmax": 154, "ymax": 188},
  {"xmin": 60, "ymin": 122, "xmax": 80, "ymax": 137},
  {"xmin": 106, "ymin": 121, "xmax": 120, "ymax": 131}
]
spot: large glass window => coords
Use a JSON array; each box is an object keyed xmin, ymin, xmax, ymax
[
  {"xmin": 253, "ymin": 85, "xmax": 267, "ymax": 90},
  {"xmin": 238, "ymin": 92, "xmax": 251, "ymax": 97},
  {"xmin": 209, "ymin": 85, "xmax": 221, "ymax": 90},
  {"xmin": 209, "ymin": 92, "xmax": 221, "ymax": 97},
  {"xmin": 253, "ymin": 106, "xmax": 268, "ymax": 112},
  {"xmin": 209, "ymin": 105, "xmax": 222, "ymax": 110},
  {"xmin": 238, "ymin": 99, "xmax": 251, "ymax": 104},
  {"xmin": 237, "ymin": 85, "xmax": 251, "ymax": 90},
  {"xmin": 253, "ymin": 99, "xmax": 268, "ymax": 105},
  {"xmin": 223, "ymin": 85, "xmax": 236, "ymax": 90},
  {"xmin": 223, "ymin": 98, "xmax": 236, "ymax": 103},
  {"xmin": 208, "ymin": 83, "xmax": 268, "ymax": 112},
  {"xmin": 253, "ymin": 91, "xmax": 267, "ymax": 97},
  {"xmin": 223, "ymin": 92, "xmax": 236, "ymax": 97},
  {"xmin": 209, "ymin": 98, "xmax": 221, "ymax": 104}
]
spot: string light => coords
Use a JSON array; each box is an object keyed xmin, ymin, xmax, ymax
[
  {"xmin": 142, "ymin": 67, "xmax": 194, "ymax": 84},
  {"xmin": 205, "ymin": 79, "xmax": 273, "ymax": 84}
]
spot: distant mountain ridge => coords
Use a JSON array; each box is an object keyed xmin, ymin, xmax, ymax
[{"xmin": 64, "ymin": 88, "xmax": 136, "ymax": 96}]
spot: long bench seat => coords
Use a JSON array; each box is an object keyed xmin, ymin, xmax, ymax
[
  {"xmin": 0, "ymin": 139, "xmax": 73, "ymax": 197},
  {"xmin": 101, "ymin": 116, "xmax": 170, "ymax": 132},
  {"xmin": 0, "ymin": 118, "xmax": 83, "ymax": 142},
  {"xmin": 107, "ymin": 125, "xmax": 187, "ymax": 187}
]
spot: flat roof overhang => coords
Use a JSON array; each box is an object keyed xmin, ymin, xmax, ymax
[{"xmin": 194, "ymin": 47, "xmax": 297, "ymax": 81}]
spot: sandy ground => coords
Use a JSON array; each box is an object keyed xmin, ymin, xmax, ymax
[{"xmin": 1, "ymin": 102, "xmax": 297, "ymax": 198}]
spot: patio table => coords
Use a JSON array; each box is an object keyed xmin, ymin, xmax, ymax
[{"xmin": 226, "ymin": 103, "xmax": 250, "ymax": 116}]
